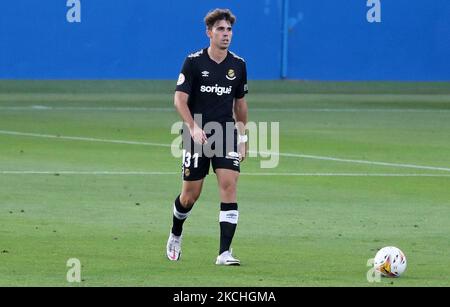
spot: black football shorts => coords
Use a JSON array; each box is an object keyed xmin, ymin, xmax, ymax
[{"xmin": 181, "ymin": 126, "xmax": 240, "ymax": 181}]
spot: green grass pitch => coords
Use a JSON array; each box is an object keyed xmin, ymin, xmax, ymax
[{"xmin": 0, "ymin": 80, "xmax": 449, "ymax": 286}]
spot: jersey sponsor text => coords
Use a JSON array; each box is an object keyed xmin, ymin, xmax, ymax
[{"xmin": 200, "ymin": 84, "xmax": 232, "ymax": 96}]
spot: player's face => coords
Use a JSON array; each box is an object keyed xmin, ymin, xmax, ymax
[{"xmin": 208, "ymin": 19, "xmax": 232, "ymax": 50}]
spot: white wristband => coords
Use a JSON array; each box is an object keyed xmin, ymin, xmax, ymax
[{"xmin": 238, "ymin": 134, "xmax": 248, "ymax": 144}]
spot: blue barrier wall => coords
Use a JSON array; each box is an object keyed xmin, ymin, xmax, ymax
[
  {"xmin": 0, "ymin": 0, "xmax": 282, "ymax": 79},
  {"xmin": 288, "ymin": 0, "xmax": 450, "ymax": 80},
  {"xmin": 0, "ymin": 0, "xmax": 449, "ymax": 80}
]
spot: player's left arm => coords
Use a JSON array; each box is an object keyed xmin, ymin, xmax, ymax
[{"xmin": 234, "ymin": 97, "xmax": 248, "ymax": 162}]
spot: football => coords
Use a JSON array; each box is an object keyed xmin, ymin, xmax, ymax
[{"xmin": 374, "ymin": 246, "xmax": 407, "ymax": 277}]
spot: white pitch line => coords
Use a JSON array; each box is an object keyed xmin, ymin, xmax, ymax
[
  {"xmin": 1, "ymin": 129, "xmax": 450, "ymax": 173},
  {"xmin": 1, "ymin": 170, "xmax": 450, "ymax": 177},
  {"xmin": 253, "ymin": 108, "xmax": 450, "ymax": 113},
  {"xmin": 1, "ymin": 105, "xmax": 450, "ymax": 113},
  {"xmin": 254, "ymin": 151, "xmax": 450, "ymax": 172},
  {"xmin": 0, "ymin": 130, "xmax": 174, "ymax": 148},
  {"xmin": 0, "ymin": 171, "xmax": 178, "ymax": 175},
  {"xmin": 245, "ymin": 172, "xmax": 450, "ymax": 177},
  {"xmin": 0, "ymin": 106, "xmax": 174, "ymax": 112}
]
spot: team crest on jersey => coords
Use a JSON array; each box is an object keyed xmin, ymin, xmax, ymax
[
  {"xmin": 201, "ymin": 71, "xmax": 209, "ymax": 77},
  {"xmin": 226, "ymin": 69, "xmax": 236, "ymax": 80},
  {"xmin": 184, "ymin": 168, "xmax": 190, "ymax": 177}
]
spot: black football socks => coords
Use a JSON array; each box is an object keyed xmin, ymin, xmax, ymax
[
  {"xmin": 171, "ymin": 195, "xmax": 192, "ymax": 236},
  {"xmin": 219, "ymin": 202, "xmax": 239, "ymax": 254}
]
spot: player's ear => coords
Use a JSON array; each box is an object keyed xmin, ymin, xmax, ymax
[{"xmin": 206, "ymin": 27, "xmax": 212, "ymax": 39}]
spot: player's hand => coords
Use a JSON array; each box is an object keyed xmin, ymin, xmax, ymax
[
  {"xmin": 238, "ymin": 142, "xmax": 248, "ymax": 162},
  {"xmin": 190, "ymin": 125, "xmax": 208, "ymax": 144}
]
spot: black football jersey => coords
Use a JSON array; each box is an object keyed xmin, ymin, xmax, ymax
[{"xmin": 175, "ymin": 48, "xmax": 248, "ymax": 125}]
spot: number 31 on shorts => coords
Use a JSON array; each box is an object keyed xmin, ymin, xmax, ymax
[{"xmin": 182, "ymin": 150, "xmax": 199, "ymax": 168}]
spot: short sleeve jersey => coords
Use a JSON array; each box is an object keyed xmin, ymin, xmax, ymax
[{"xmin": 175, "ymin": 48, "xmax": 248, "ymax": 125}]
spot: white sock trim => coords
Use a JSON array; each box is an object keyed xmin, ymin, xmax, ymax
[
  {"xmin": 173, "ymin": 204, "xmax": 191, "ymax": 220},
  {"xmin": 219, "ymin": 210, "xmax": 239, "ymax": 224}
]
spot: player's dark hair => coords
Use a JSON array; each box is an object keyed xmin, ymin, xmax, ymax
[{"xmin": 204, "ymin": 8, "xmax": 236, "ymax": 29}]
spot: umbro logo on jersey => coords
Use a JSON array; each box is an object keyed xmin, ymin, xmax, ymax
[
  {"xmin": 201, "ymin": 71, "xmax": 209, "ymax": 77},
  {"xmin": 200, "ymin": 84, "xmax": 232, "ymax": 96},
  {"xmin": 226, "ymin": 69, "xmax": 236, "ymax": 80}
]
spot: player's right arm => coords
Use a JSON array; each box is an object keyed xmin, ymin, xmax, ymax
[
  {"xmin": 174, "ymin": 91, "xmax": 207, "ymax": 144},
  {"xmin": 174, "ymin": 56, "xmax": 207, "ymax": 145}
]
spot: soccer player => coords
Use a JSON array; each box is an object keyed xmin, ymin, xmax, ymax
[{"xmin": 166, "ymin": 8, "xmax": 248, "ymax": 265}]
